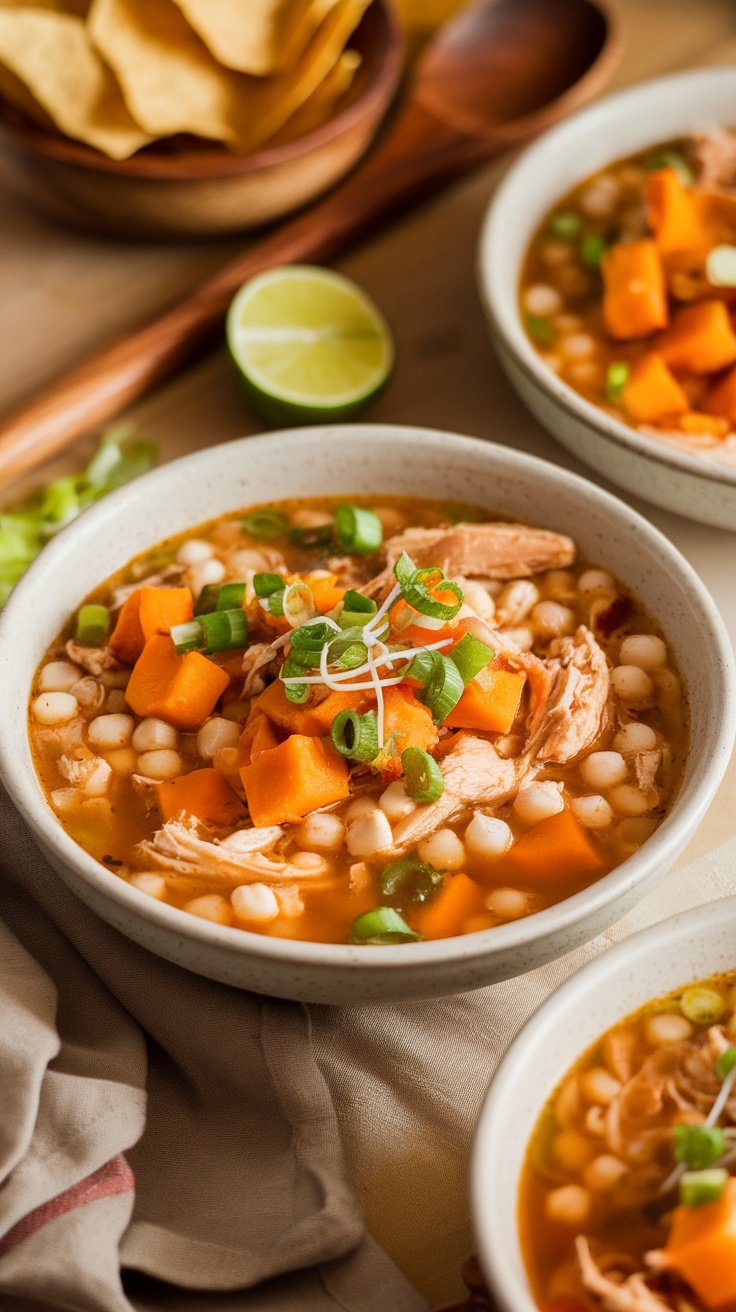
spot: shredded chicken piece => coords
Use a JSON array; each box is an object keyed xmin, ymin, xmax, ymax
[
  {"xmin": 576, "ymin": 1238, "xmax": 673, "ymax": 1312},
  {"xmin": 632, "ymin": 750, "xmax": 662, "ymax": 792},
  {"xmin": 136, "ymin": 818, "xmax": 288, "ymax": 882},
  {"xmin": 533, "ymin": 626, "xmax": 610, "ymax": 765},
  {"xmin": 689, "ymin": 128, "xmax": 736, "ymax": 193},
  {"xmin": 58, "ymin": 753, "xmax": 111, "ymax": 795},
  {"xmin": 384, "ymin": 522, "xmax": 575, "ymax": 579},
  {"xmin": 65, "ymin": 640, "xmax": 121, "ymax": 677},
  {"xmin": 70, "ymin": 676, "xmax": 105, "ymax": 711},
  {"xmin": 392, "ymin": 736, "xmax": 519, "ymax": 849},
  {"xmin": 241, "ymin": 634, "xmax": 290, "ymax": 697}
]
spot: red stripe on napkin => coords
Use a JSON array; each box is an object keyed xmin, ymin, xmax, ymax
[{"xmin": 0, "ymin": 1155, "xmax": 134, "ymax": 1256}]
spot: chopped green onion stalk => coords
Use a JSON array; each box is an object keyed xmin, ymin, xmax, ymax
[
  {"xmin": 717, "ymin": 1045, "xmax": 736, "ymax": 1079},
  {"xmin": 216, "ymin": 582, "xmax": 247, "ymax": 611},
  {"xmin": 606, "ymin": 362, "xmax": 630, "ymax": 400},
  {"xmin": 679, "ymin": 1168, "xmax": 728, "ymax": 1209},
  {"xmin": 348, "ymin": 907, "xmax": 420, "ymax": 945},
  {"xmin": 335, "ymin": 504, "xmax": 383, "ymax": 556},
  {"xmin": 241, "ymin": 509, "xmax": 289, "ymax": 539},
  {"xmin": 290, "ymin": 619, "xmax": 335, "ymax": 652},
  {"xmin": 194, "ymin": 584, "xmax": 220, "ymax": 616},
  {"xmin": 330, "ymin": 709, "xmax": 379, "ymax": 762},
  {"xmin": 171, "ymin": 608, "xmax": 248, "ymax": 655},
  {"xmin": 422, "ymin": 654, "xmax": 465, "ymax": 723},
  {"xmin": 289, "ymin": 522, "xmax": 334, "ymax": 549},
  {"xmin": 380, "ymin": 856, "xmax": 443, "ymax": 905},
  {"xmin": 404, "ymin": 648, "xmax": 441, "ymax": 687},
  {"xmin": 341, "ymin": 589, "xmax": 376, "ymax": 622},
  {"xmin": 581, "ymin": 233, "xmax": 609, "ymax": 271},
  {"xmin": 283, "ymin": 580, "xmax": 316, "ymax": 627},
  {"xmin": 645, "ymin": 149, "xmax": 694, "ymax": 186},
  {"xmin": 680, "ymin": 986, "xmax": 727, "ymax": 1026},
  {"xmin": 674, "ymin": 1124, "xmax": 726, "ymax": 1172},
  {"xmin": 450, "ymin": 632, "xmax": 494, "ymax": 685},
  {"xmin": 75, "ymin": 603, "xmax": 111, "ymax": 646},
  {"xmin": 253, "ymin": 572, "xmax": 285, "ymax": 616},
  {"xmin": 394, "ymin": 552, "xmax": 462, "ymax": 621},
  {"xmin": 548, "ymin": 211, "xmax": 582, "ymax": 240},
  {"xmin": 402, "ymin": 747, "xmax": 444, "ymax": 803},
  {"xmin": 524, "ymin": 313, "xmax": 555, "ymax": 347}
]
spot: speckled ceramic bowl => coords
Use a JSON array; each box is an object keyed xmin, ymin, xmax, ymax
[
  {"xmin": 0, "ymin": 425, "xmax": 733, "ymax": 1003},
  {"xmin": 478, "ymin": 67, "xmax": 736, "ymax": 530},
  {"xmin": 472, "ymin": 895, "xmax": 736, "ymax": 1312}
]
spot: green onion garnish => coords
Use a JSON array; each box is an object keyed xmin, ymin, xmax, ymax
[
  {"xmin": 679, "ymin": 1169, "xmax": 728, "ymax": 1209},
  {"xmin": 282, "ymin": 581, "xmax": 316, "ymax": 627},
  {"xmin": 404, "ymin": 648, "xmax": 441, "ymax": 687},
  {"xmin": 290, "ymin": 619, "xmax": 336, "ymax": 652},
  {"xmin": 253, "ymin": 572, "xmax": 285, "ymax": 617},
  {"xmin": 380, "ymin": 855, "xmax": 443, "ymax": 905},
  {"xmin": 394, "ymin": 552, "xmax": 463, "ymax": 621},
  {"xmin": 450, "ymin": 632, "xmax": 494, "ymax": 685},
  {"xmin": 289, "ymin": 523, "xmax": 335, "ymax": 550},
  {"xmin": 606, "ymin": 362, "xmax": 630, "ymax": 400},
  {"xmin": 401, "ymin": 747, "xmax": 444, "ymax": 803},
  {"xmin": 421, "ymin": 653, "xmax": 465, "ymax": 723},
  {"xmin": 581, "ymin": 233, "xmax": 609, "ymax": 271},
  {"xmin": 681, "ymin": 986, "xmax": 727, "ymax": 1026},
  {"xmin": 195, "ymin": 582, "xmax": 247, "ymax": 616},
  {"xmin": 171, "ymin": 608, "xmax": 248, "ymax": 655},
  {"xmin": 674, "ymin": 1124, "xmax": 726, "ymax": 1172},
  {"xmin": 330, "ymin": 709, "xmax": 380, "ymax": 762},
  {"xmin": 548, "ymin": 211, "xmax": 582, "ymax": 240},
  {"xmin": 339, "ymin": 589, "xmax": 377, "ymax": 627},
  {"xmin": 348, "ymin": 907, "xmax": 420, "ymax": 945},
  {"xmin": 717, "ymin": 1046, "xmax": 736, "ymax": 1080},
  {"xmin": 242, "ymin": 509, "xmax": 289, "ymax": 539},
  {"xmin": 335, "ymin": 504, "xmax": 383, "ymax": 556},
  {"xmin": 523, "ymin": 313, "xmax": 555, "ymax": 347},
  {"xmin": 75, "ymin": 603, "xmax": 111, "ymax": 646},
  {"xmin": 645, "ymin": 149, "xmax": 694, "ymax": 186},
  {"xmin": 194, "ymin": 584, "xmax": 220, "ymax": 616}
]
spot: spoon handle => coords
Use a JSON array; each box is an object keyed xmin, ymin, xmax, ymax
[{"xmin": 0, "ymin": 99, "xmax": 484, "ymax": 488}]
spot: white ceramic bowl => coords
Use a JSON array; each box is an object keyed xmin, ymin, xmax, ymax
[
  {"xmin": 472, "ymin": 894, "xmax": 736, "ymax": 1312},
  {"xmin": 479, "ymin": 67, "xmax": 736, "ymax": 530},
  {"xmin": 0, "ymin": 425, "xmax": 733, "ymax": 1004}
]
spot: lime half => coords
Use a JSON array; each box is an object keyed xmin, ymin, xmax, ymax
[{"xmin": 226, "ymin": 265, "xmax": 394, "ymax": 424}]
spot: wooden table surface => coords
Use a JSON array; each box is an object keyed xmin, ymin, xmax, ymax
[{"xmin": 2, "ymin": 0, "xmax": 736, "ymax": 1303}]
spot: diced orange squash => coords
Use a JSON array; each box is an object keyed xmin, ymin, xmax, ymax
[
  {"xmin": 445, "ymin": 668, "xmax": 526, "ymax": 735},
  {"xmin": 664, "ymin": 1178, "xmax": 736, "ymax": 1309},
  {"xmin": 679, "ymin": 412, "xmax": 730, "ymax": 438},
  {"xmin": 659, "ymin": 300, "xmax": 736, "ymax": 374},
  {"xmin": 414, "ymin": 873, "xmax": 482, "ymax": 940},
  {"xmin": 382, "ymin": 685, "xmax": 439, "ymax": 777},
  {"xmin": 253, "ymin": 680, "xmax": 372, "ymax": 736},
  {"xmin": 157, "ymin": 767, "xmax": 244, "ymax": 827},
  {"xmin": 109, "ymin": 586, "xmax": 193, "ymax": 665},
  {"xmin": 308, "ymin": 574, "xmax": 346, "ymax": 613},
  {"xmin": 706, "ymin": 363, "xmax": 736, "ymax": 425},
  {"xmin": 602, "ymin": 239, "xmax": 668, "ymax": 340},
  {"xmin": 503, "ymin": 810, "xmax": 604, "ymax": 881},
  {"xmin": 125, "ymin": 634, "xmax": 229, "ymax": 731},
  {"xmin": 646, "ymin": 168, "xmax": 709, "ymax": 258},
  {"xmin": 240, "ymin": 734, "xmax": 350, "ymax": 826},
  {"xmin": 621, "ymin": 352, "xmax": 689, "ymax": 423},
  {"xmin": 238, "ymin": 712, "xmax": 281, "ymax": 766}
]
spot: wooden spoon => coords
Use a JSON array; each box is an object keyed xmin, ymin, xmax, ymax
[{"xmin": 0, "ymin": 0, "xmax": 619, "ymax": 487}]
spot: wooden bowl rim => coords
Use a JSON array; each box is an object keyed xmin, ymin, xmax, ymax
[{"xmin": 0, "ymin": 0, "xmax": 403, "ymax": 180}]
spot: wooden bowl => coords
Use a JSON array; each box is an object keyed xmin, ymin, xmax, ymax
[{"xmin": 0, "ymin": 0, "xmax": 403, "ymax": 240}]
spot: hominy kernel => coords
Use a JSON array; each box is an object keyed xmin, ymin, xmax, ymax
[
  {"xmin": 87, "ymin": 713, "xmax": 134, "ymax": 750},
  {"xmin": 417, "ymin": 828, "xmax": 465, "ymax": 870},
  {"xmin": 130, "ymin": 873, "xmax": 167, "ymax": 899},
  {"xmin": 38, "ymin": 661, "xmax": 80, "ymax": 693},
  {"xmin": 619, "ymin": 634, "xmax": 668, "ymax": 671},
  {"xmin": 554, "ymin": 1130, "xmax": 595, "ymax": 1172},
  {"xmin": 297, "ymin": 812, "xmax": 345, "ymax": 852},
  {"xmin": 580, "ymin": 1067, "xmax": 622, "ymax": 1105},
  {"xmin": 609, "ymin": 784, "xmax": 657, "ymax": 817},
  {"xmin": 231, "ymin": 883, "xmax": 279, "ymax": 924},
  {"xmin": 613, "ymin": 722, "xmax": 657, "ymax": 754},
  {"xmin": 514, "ymin": 782, "xmax": 564, "ymax": 826},
  {"xmin": 570, "ymin": 795, "xmax": 614, "ymax": 829},
  {"xmin": 33, "ymin": 692, "xmax": 78, "ymax": 725},
  {"xmin": 186, "ymin": 894, "xmax": 234, "ymax": 926},
  {"xmin": 346, "ymin": 809, "xmax": 394, "ymax": 858},
  {"xmin": 578, "ymin": 569, "xmax": 615, "ymax": 594},
  {"xmin": 532, "ymin": 600, "xmax": 576, "ymax": 637},
  {"xmin": 176, "ymin": 539, "xmax": 214, "ymax": 566},
  {"xmin": 584, "ymin": 1155, "xmax": 627, "ymax": 1192},
  {"xmin": 611, "ymin": 665, "xmax": 654, "ymax": 703},
  {"xmin": 379, "ymin": 780, "xmax": 416, "ymax": 823},
  {"xmin": 136, "ymin": 749, "xmax": 183, "ymax": 781},
  {"xmin": 196, "ymin": 717, "xmax": 239, "ymax": 759},
  {"xmin": 645, "ymin": 1013, "xmax": 693, "ymax": 1045},
  {"xmin": 466, "ymin": 813, "xmax": 513, "ymax": 859},
  {"xmin": 485, "ymin": 887, "xmax": 529, "ymax": 920},
  {"xmin": 523, "ymin": 283, "xmax": 562, "ymax": 316},
  {"xmin": 546, "ymin": 1184, "xmax": 591, "ymax": 1226},
  {"xmin": 579, "ymin": 751, "xmax": 627, "ymax": 790}
]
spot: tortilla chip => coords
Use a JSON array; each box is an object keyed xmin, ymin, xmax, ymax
[
  {"xmin": 170, "ymin": 0, "xmax": 340, "ymax": 77},
  {"xmin": 0, "ymin": 8, "xmax": 151, "ymax": 157},
  {"xmin": 270, "ymin": 49, "xmax": 360, "ymax": 146},
  {"xmin": 232, "ymin": 0, "xmax": 370, "ymax": 154},
  {"xmin": 88, "ymin": 0, "xmax": 243, "ymax": 142}
]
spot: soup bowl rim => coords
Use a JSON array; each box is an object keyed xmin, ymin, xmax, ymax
[{"xmin": 0, "ymin": 424, "xmax": 732, "ymax": 996}]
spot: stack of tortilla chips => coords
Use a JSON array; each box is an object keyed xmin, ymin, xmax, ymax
[{"xmin": 0, "ymin": 0, "xmax": 371, "ymax": 159}]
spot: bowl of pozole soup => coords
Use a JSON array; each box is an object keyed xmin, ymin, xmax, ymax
[
  {"xmin": 479, "ymin": 68, "xmax": 736, "ymax": 529},
  {"xmin": 0, "ymin": 426, "xmax": 732, "ymax": 1002},
  {"xmin": 473, "ymin": 897, "xmax": 736, "ymax": 1312}
]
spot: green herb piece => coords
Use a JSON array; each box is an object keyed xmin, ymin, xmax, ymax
[
  {"xmin": 394, "ymin": 551, "xmax": 463, "ymax": 621},
  {"xmin": 194, "ymin": 584, "xmax": 220, "ymax": 616},
  {"xmin": 253, "ymin": 572, "xmax": 285, "ymax": 617},
  {"xmin": 674, "ymin": 1124, "xmax": 726, "ymax": 1172},
  {"xmin": 717, "ymin": 1046, "xmax": 736, "ymax": 1080},
  {"xmin": 645, "ymin": 149, "xmax": 694, "ymax": 186},
  {"xmin": 524, "ymin": 313, "xmax": 556, "ymax": 347},
  {"xmin": 548, "ymin": 211, "xmax": 582, "ymax": 240},
  {"xmin": 380, "ymin": 855, "xmax": 443, "ymax": 905},
  {"xmin": 241, "ymin": 509, "xmax": 289, "ymax": 539},
  {"xmin": 348, "ymin": 907, "xmax": 420, "ymax": 945},
  {"xmin": 335, "ymin": 504, "xmax": 383, "ymax": 555},
  {"xmin": 171, "ymin": 608, "xmax": 248, "ymax": 655},
  {"xmin": 289, "ymin": 523, "xmax": 335, "ymax": 550},
  {"xmin": 679, "ymin": 1168, "xmax": 728, "ymax": 1209},
  {"xmin": 401, "ymin": 747, "xmax": 444, "ymax": 803},
  {"xmin": 681, "ymin": 986, "xmax": 727, "ymax": 1026},
  {"xmin": 421, "ymin": 653, "xmax": 465, "ymax": 723},
  {"xmin": 330, "ymin": 709, "xmax": 379, "ymax": 762},
  {"xmin": 450, "ymin": 632, "xmax": 494, "ymax": 685},
  {"xmin": 75, "ymin": 603, "xmax": 111, "ymax": 645},
  {"xmin": 581, "ymin": 233, "xmax": 609, "ymax": 271},
  {"xmin": 606, "ymin": 362, "xmax": 630, "ymax": 400}
]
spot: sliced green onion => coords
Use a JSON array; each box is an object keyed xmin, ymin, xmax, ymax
[
  {"xmin": 291, "ymin": 619, "xmax": 336, "ymax": 652},
  {"xmin": 348, "ymin": 907, "xmax": 420, "ymax": 945},
  {"xmin": 645, "ymin": 149, "xmax": 694, "ymax": 186},
  {"xmin": 216, "ymin": 582, "xmax": 246, "ymax": 611},
  {"xmin": 380, "ymin": 856, "xmax": 443, "ymax": 905},
  {"xmin": 450, "ymin": 632, "xmax": 494, "ymax": 685},
  {"xmin": 581, "ymin": 233, "xmax": 608, "ymax": 271},
  {"xmin": 289, "ymin": 522, "xmax": 334, "ymax": 549},
  {"xmin": 674, "ymin": 1124, "xmax": 725, "ymax": 1172},
  {"xmin": 253, "ymin": 572, "xmax": 285, "ymax": 617},
  {"xmin": 404, "ymin": 648, "xmax": 441, "ymax": 687},
  {"xmin": 75, "ymin": 603, "xmax": 111, "ymax": 645},
  {"xmin": 335, "ymin": 504, "xmax": 383, "ymax": 556},
  {"xmin": 394, "ymin": 552, "xmax": 462, "ymax": 621},
  {"xmin": 548, "ymin": 211, "xmax": 582, "ymax": 240},
  {"xmin": 402, "ymin": 747, "xmax": 444, "ymax": 803},
  {"xmin": 194, "ymin": 583, "xmax": 220, "ymax": 616},
  {"xmin": 283, "ymin": 581, "xmax": 316, "ymax": 628},
  {"xmin": 717, "ymin": 1046, "xmax": 736, "ymax": 1079},
  {"xmin": 524, "ymin": 313, "xmax": 555, "ymax": 347},
  {"xmin": 279, "ymin": 654, "xmax": 310, "ymax": 703},
  {"xmin": 606, "ymin": 362, "xmax": 630, "ymax": 400},
  {"xmin": 171, "ymin": 608, "xmax": 248, "ymax": 655},
  {"xmin": 680, "ymin": 986, "xmax": 726, "ymax": 1026},
  {"xmin": 242, "ymin": 509, "xmax": 289, "ymax": 539},
  {"xmin": 339, "ymin": 589, "xmax": 377, "ymax": 627},
  {"xmin": 422, "ymin": 654, "xmax": 465, "ymax": 723},
  {"xmin": 330, "ymin": 709, "xmax": 379, "ymax": 762},
  {"xmin": 679, "ymin": 1169, "xmax": 728, "ymax": 1209}
]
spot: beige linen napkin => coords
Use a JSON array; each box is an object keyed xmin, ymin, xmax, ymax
[{"xmin": 0, "ymin": 784, "xmax": 427, "ymax": 1312}]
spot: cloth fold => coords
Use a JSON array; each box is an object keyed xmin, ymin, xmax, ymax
[{"xmin": 0, "ymin": 785, "xmax": 426, "ymax": 1312}]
